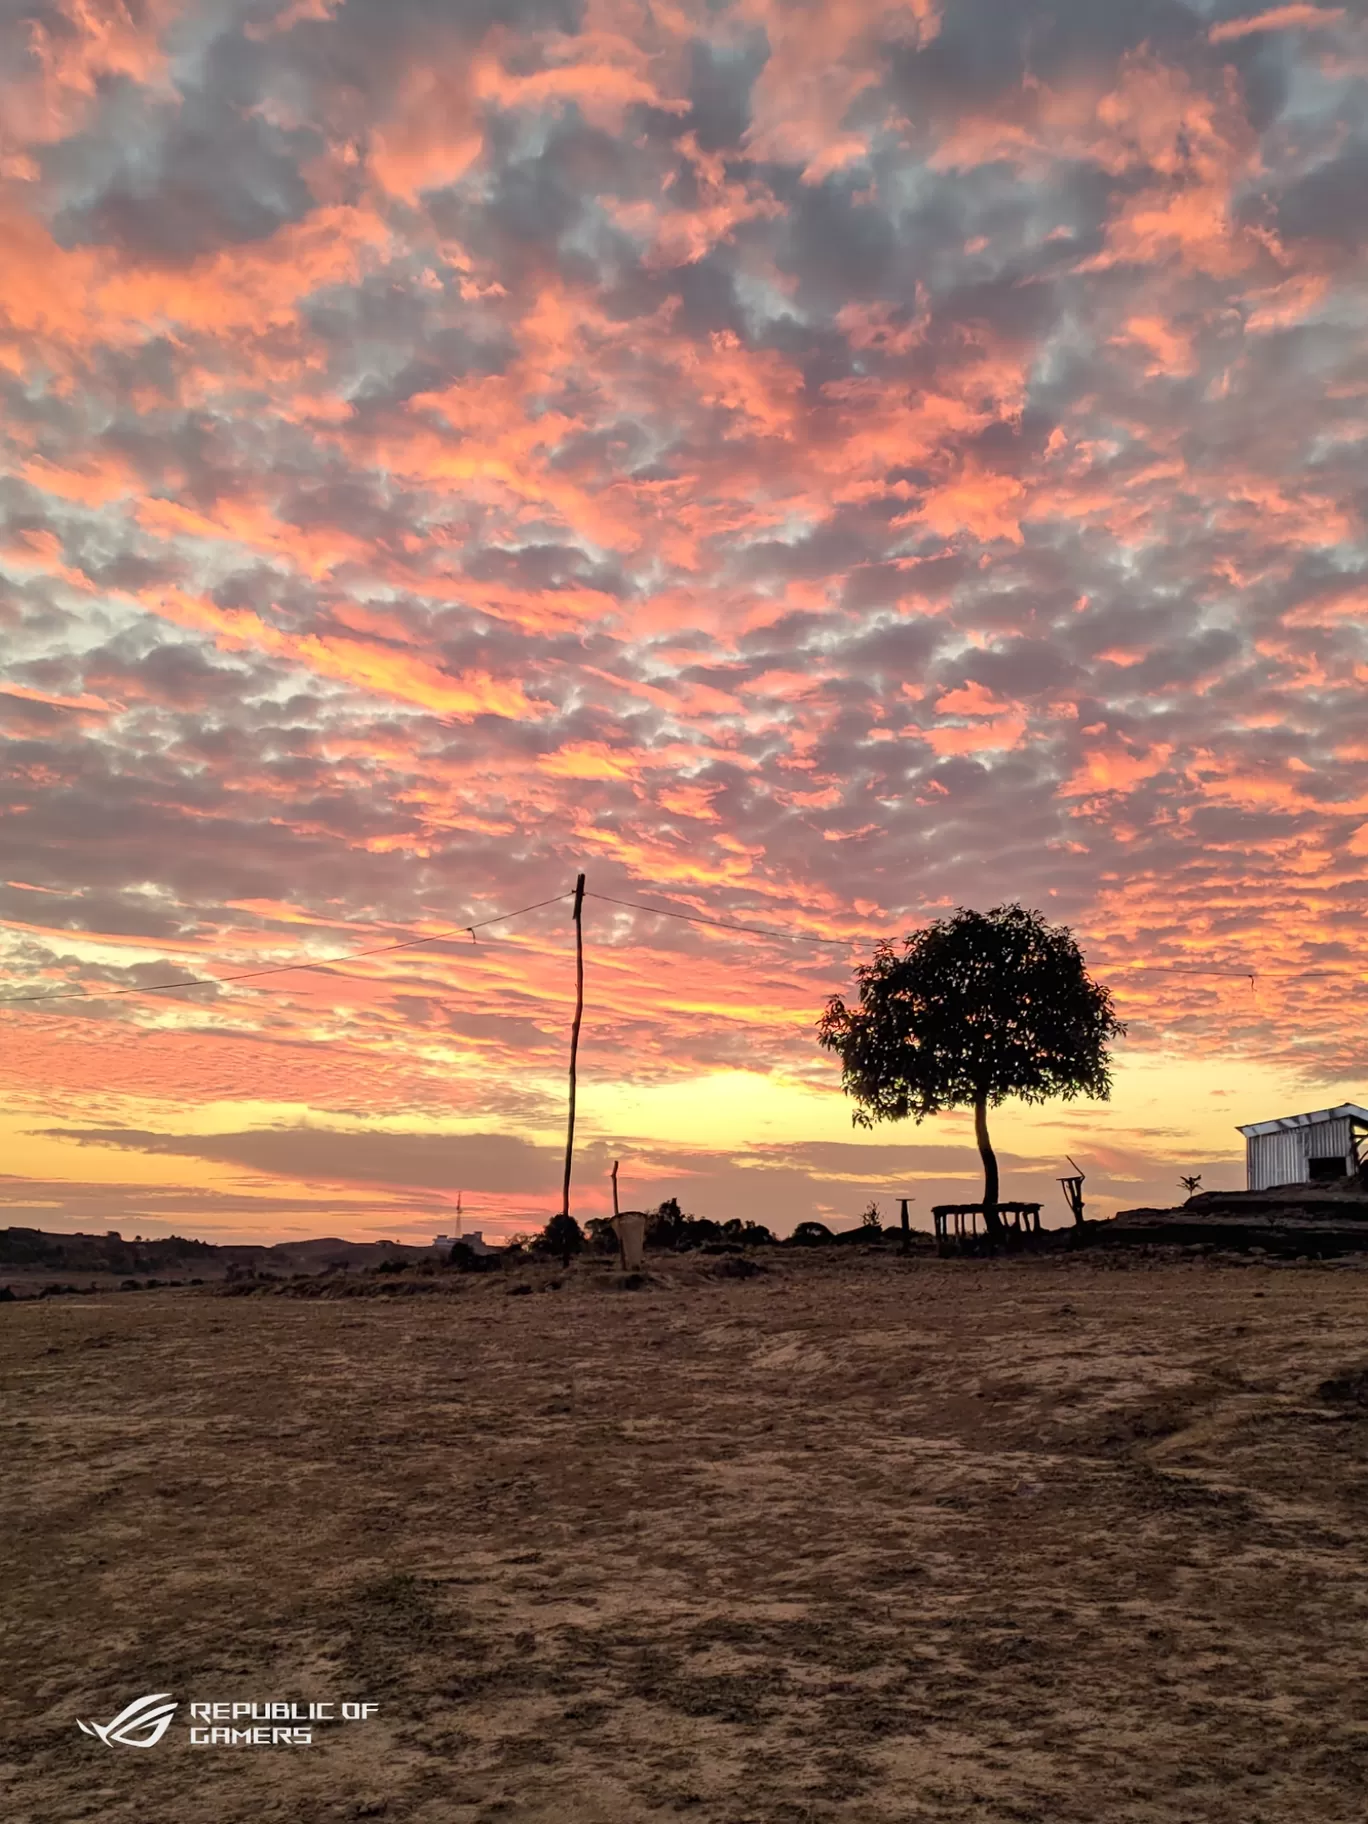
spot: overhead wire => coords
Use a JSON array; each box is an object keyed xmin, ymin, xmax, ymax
[
  {"xmin": 0, "ymin": 891, "xmax": 574, "ymax": 1006},
  {"xmin": 1, "ymin": 874, "xmax": 1312, "ymax": 1010},
  {"xmin": 586, "ymin": 888, "xmax": 1258, "ymax": 985},
  {"xmin": 584, "ymin": 889, "xmax": 874, "ymax": 948}
]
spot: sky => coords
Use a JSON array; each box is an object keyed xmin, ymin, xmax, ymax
[{"xmin": 1, "ymin": 0, "xmax": 1365, "ymax": 1246}]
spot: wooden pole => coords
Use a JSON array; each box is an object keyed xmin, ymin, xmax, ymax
[
  {"xmin": 1063, "ymin": 1155, "xmax": 1086, "ymax": 1226},
  {"xmin": 611, "ymin": 1160, "xmax": 625, "ymax": 1267},
  {"xmin": 899, "ymin": 1196, "xmax": 911, "ymax": 1255},
  {"xmin": 560, "ymin": 873, "xmax": 587, "ymax": 1220}
]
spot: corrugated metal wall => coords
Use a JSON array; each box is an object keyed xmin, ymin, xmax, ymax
[{"xmin": 1248, "ymin": 1118, "xmax": 1354, "ymax": 1190}]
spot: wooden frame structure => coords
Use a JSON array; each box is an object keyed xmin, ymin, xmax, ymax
[{"xmin": 931, "ymin": 1201, "xmax": 1042, "ymax": 1248}]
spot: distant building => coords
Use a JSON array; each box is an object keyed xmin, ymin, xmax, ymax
[
  {"xmin": 431, "ymin": 1231, "xmax": 493, "ymax": 1255},
  {"xmin": 1237, "ymin": 1104, "xmax": 1368, "ymax": 1191}
]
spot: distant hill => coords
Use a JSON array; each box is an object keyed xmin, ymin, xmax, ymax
[{"xmin": 0, "ymin": 1227, "xmax": 441, "ymax": 1276}]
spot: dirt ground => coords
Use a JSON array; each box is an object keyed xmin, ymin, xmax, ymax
[{"xmin": 3, "ymin": 1250, "xmax": 1368, "ymax": 1824}]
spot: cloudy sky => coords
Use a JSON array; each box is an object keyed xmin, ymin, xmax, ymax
[{"xmin": 1, "ymin": 0, "xmax": 1365, "ymax": 1244}]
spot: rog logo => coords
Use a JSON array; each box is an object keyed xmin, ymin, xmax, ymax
[{"xmin": 78, "ymin": 1693, "xmax": 179, "ymax": 1749}]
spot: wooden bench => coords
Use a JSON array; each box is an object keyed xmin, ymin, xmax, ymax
[{"xmin": 931, "ymin": 1201, "xmax": 1043, "ymax": 1243}]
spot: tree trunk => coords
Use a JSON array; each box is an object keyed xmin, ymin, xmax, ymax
[{"xmin": 973, "ymin": 1094, "xmax": 1004, "ymax": 1237}]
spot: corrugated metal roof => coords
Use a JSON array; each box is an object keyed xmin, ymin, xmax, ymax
[{"xmin": 1237, "ymin": 1102, "xmax": 1368, "ymax": 1137}]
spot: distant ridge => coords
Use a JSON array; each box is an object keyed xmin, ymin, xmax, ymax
[{"xmin": 0, "ymin": 1226, "xmax": 441, "ymax": 1276}]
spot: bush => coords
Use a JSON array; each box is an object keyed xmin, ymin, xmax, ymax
[
  {"xmin": 537, "ymin": 1213, "xmax": 584, "ymax": 1266},
  {"xmin": 646, "ymin": 1198, "xmax": 749, "ymax": 1252},
  {"xmin": 647, "ymin": 1196, "xmax": 690, "ymax": 1250},
  {"xmin": 790, "ymin": 1221, "xmax": 834, "ymax": 1247},
  {"xmin": 723, "ymin": 1218, "xmax": 776, "ymax": 1247}
]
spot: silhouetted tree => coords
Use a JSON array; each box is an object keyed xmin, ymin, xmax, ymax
[
  {"xmin": 646, "ymin": 1197, "xmax": 682, "ymax": 1245},
  {"xmin": 584, "ymin": 1217, "xmax": 619, "ymax": 1254},
  {"xmin": 818, "ymin": 904, "xmax": 1125, "ymax": 1239},
  {"xmin": 539, "ymin": 1213, "xmax": 584, "ymax": 1267},
  {"xmin": 721, "ymin": 1218, "xmax": 777, "ymax": 1247},
  {"xmin": 646, "ymin": 1197, "xmax": 692, "ymax": 1250},
  {"xmin": 640, "ymin": 1198, "xmax": 742, "ymax": 1251}
]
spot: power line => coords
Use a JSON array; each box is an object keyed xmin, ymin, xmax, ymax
[
  {"xmin": 585, "ymin": 889, "xmax": 1259, "ymax": 982},
  {"xmin": 3, "ymin": 873, "xmax": 1317, "ymax": 1010},
  {"xmin": 1102, "ymin": 963, "xmax": 1257, "ymax": 987},
  {"xmin": 0, "ymin": 891, "xmax": 574, "ymax": 1006},
  {"xmin": 585, "ymin": 889, "xmax": 872, "ymax": 948}
]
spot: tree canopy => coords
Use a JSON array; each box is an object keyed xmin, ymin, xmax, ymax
[
  {"xmin": 817, "ymin": 904, "xmax": 1125, "ymax": 1235},
  {"xmin": 538, "ymin": 1212, "xmax": 584, "ymax": 1266}
]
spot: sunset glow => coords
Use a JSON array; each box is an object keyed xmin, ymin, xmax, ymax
[{"xmin": 2, "ymin": 0, "xmax": 1365, "ymax": 1241}]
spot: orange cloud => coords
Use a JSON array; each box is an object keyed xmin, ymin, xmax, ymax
[
  {"xmin": 658, "ymin": 784, "xmax": 721, "ymax": 821},
  {"xmin": 149, "ymin": 590, "xmax": 536, "ymax": 722},
  {"xmin": 1209, "ymin": 6, "xmax": 1345, "ymax": 43},
  {"xmin": 0, "ymin": 683, "xmax": 116, "ymax": 714},
  {"xmin": 922, "ymin": 714, "xmax": 1028, "ymax": 756},
  {"xmin": 537, "ymin": 743, "xmax": 639, "ymax": 781},
  {"xmin": 1, "ymin": 0, "xmax": 175, "ymax": 150},
  {"xmin": 908, "ymin": 466, "xmax": 1027, "ymax": 544},
  {"xmin": 1063, "ymin": 743, "xmax": 1174, "ymax": 796},
  {"xmin": 742, "ymin": 0, "xmax": 941, "ymax": 181},
  {"xmin": 934, "ymin": 681, "xmax": 1015, "ymax": 717},
  {"xmin": 1111, "ymin": 314, "xmax": 1197, "ymax": 376},
  {"xmin": 369, "ymin": 61, "xmax": 485, "ymax": 202}
]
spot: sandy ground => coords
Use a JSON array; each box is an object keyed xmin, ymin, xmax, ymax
[{"xmin": 3, "ymin": 1250, "xmax": 1368, "ymax": 1824}]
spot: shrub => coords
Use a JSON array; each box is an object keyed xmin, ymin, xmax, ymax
[
  {"xmin": 537, "ymin": 1214, "xmax": 584, "ymax": 1267},
  {"xmin": 721, "ymin": 1218, "xmax": 777, "ymax": 1247},
  {"xmin": 790, "ymin": 1221, "xmax": 834, "ymax": 1247},
  {"xmin": 647, "ymin": 1198, "xmax": 730, "ymax": 1251}
]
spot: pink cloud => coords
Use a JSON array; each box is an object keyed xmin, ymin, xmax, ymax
[
  {"xmin": 3, "ymin": 0, "xmax": 1367, "ymax": 1234},
  {"xmin": 1209, "ymin": 7, "xmax": 1346, "ymax": 44}
]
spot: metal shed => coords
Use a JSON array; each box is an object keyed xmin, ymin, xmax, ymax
[{"xmin": 1237, "ymin": 1103, "xmax": 1368, "ymax": 1191}]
